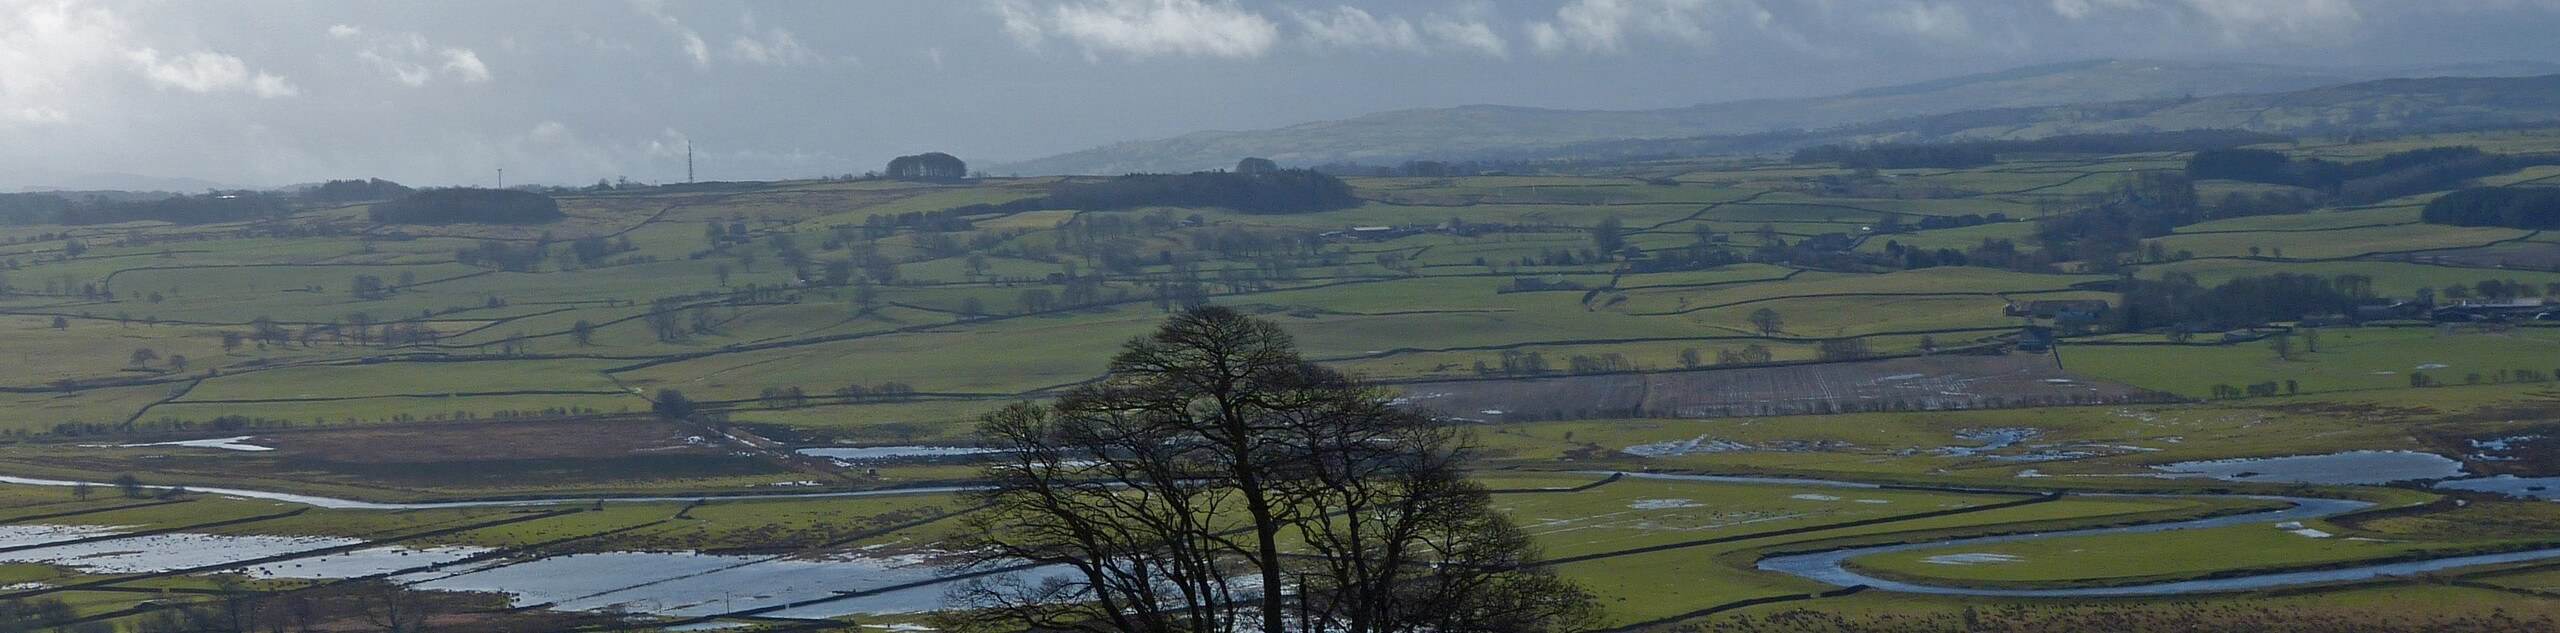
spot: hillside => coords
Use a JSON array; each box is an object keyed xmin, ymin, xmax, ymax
[
  {"xmin": 14, "ymin": 125, "xmax": 2560, "ymax": 630},
  {"xmin": 1524, "ymin": 73, "xmax": 2560, "ymax": 163},
  {"xmin": 999, "ymin": 60, "xmax": 2393, "ymax": 174},
  {"xmin": 998, "ymin": 59, "xmax": 2560, "ymax": 175}
]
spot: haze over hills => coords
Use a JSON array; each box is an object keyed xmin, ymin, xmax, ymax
[
  {"xmin": 5, "ymin": 170, "xmax": 242, "ymax": 195},
  {"xmin": 1498, "ymin": 73, "xmax": 2560, "ymax": 164},
  {"xmin": 996, "ymin": 59, "xmax": 2560, "ymax": 175}
]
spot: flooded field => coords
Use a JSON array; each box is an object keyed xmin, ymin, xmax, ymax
[
  {"xmin": 0, "ymin": 522, "xmax": 1053, "ymax": 618},
  {"xmin": 2150, "ymin": 451, "xmax": 2470, "ymax": 485},
  {"xmin": 795, "ymin": 446, "xmax": 1004, "ymax": 463},
  {"xmin": 2435, "ymin": 475, "xmax": 2560, "ymax": 500}
]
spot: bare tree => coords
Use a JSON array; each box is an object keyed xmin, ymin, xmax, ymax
[{"xmin": 949, "ymin": 307, "xmax": 1594, "ymax": 633}]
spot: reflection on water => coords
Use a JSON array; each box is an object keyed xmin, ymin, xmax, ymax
[
  {"xmin": 2435, "ymin": 475, "xmax": 2560, "ymax": 500},
  {"xmin": 796, "ymin": 446, "xmax": 1004, "ymax": 462},
  {"xmin": 0, "ymin": 525, "xmax": 1054, "ymax": 619},
  {"xmin": 2150, "ymin": 451, "xmax": 2468, "ymax": 485}
]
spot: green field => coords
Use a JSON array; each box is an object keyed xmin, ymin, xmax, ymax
[{"xmin": 8, "ymin": 130, "xmax": 2560, "ymax": 630}]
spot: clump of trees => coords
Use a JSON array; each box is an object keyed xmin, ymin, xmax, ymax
[
  {"xmin": 886, "ymin": 152, "xmax": 968, "ymax": 181},
  {"xmin": 58, "ymin": 191, "xmax": 292, "ymax": 225},
  {"xmin": 1796, "ymin": 130, "xmax": 2287, "ymax": 170},
  {"xmin": 305, "ymin": 178, "xmax": 414, "ymax": 204},
  {"xmin": 369, "ymin": 188, "xmax": 563, "ymax": 225},
  {"xmin": 949, "ymin": 307, "xmax": 1597, "ymax": 633},
  {"xmin": 1, "ymin": 179, "xmax": 423, "ymax": 225},
  {"xmin": 2117, "ymin": 272, "xmax": 2368, "ymax": 331},
  {"xmin": 1040, "ymin": 169, "xmax": 1361, "ymax": 214},
  {"xmin": 940, "ymin": 168, "xmax": 1360, "ymax": 216},
  {"xmin": 2187, "ymin": 145, "xmax": 2560, "ymax": 205},
  {"xmin": 1792, "ymin": 143, "xmax": 1995, "ymax": 169},
  {"xmin": 2421, "ymin": 186, "xmax": 2560, "ymax": 229}
]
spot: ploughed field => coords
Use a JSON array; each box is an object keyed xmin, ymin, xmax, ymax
[{"xmin": 5, "ymin": 129, "xmax": 2560, "ymax": 629}]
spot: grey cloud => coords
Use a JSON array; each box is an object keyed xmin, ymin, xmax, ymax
[{"xmin": 3, "ymin": 0, "xmax": 2559, "ymax": 190}]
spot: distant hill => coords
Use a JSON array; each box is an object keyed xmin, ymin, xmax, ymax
[
  {"xmin": 996, "ymin": 59, "xmax": 2556, "ymax": 175},
  {"xmin": 1507, "ymin": 74, "xmax": 2560, "ymax": 163},
  {"xmin": 6, "ymin": 171, "xmax": 239, "ymax": 194}
]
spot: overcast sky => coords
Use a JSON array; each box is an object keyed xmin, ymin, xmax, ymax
[{"xmin": 6, "ymin": 0, "xmax": 2560, "ymax": 189}]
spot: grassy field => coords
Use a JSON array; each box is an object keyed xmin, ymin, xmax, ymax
[
  {"xmin": 8, "ymin": 131, "xmax": 2560, "ymax": 629},
  {"xmin": 1845, "ymin": 523, "xmax": 2522, "ymax": 588}
]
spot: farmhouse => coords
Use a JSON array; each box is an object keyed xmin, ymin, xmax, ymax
[{"xmin": 1323, "ymin": 225, "xmax": 1425, "ymax": 241}]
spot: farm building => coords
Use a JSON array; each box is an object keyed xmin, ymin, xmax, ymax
[
  {"xmin": 2005, "ymin": 299, "xmax": 2111, "ymax": 321},
  {"xmin": 2434, "ymin": 299, "xmax": 2556, "ymax": 322}
]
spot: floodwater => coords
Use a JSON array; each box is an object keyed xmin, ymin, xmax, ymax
[
  {"xmin": 2435, "ymin": 475, "xmax": 2560, "ymax": 500},
  {"xmin": 12, "ymin": 467, "xmax": 2560, "ymax": 616},
  {"xmin": 0, "ymin": 531, "xmax": 369, "ymax": 573},
  {"xmin": 403, "ymin": 550, "xmax": 1044, "ymax": 617},
  {"xmin": 796, "ymin": 446, "xmax": 1004, "ymax": 462},
  {"xmin": 1621, "ymin": 435, "xmax": 1752, "ymax": 457},
  {"xmin": 1758, "ymin": 491, "xmax": 2560, "ymax": 596},
  {"xmin": 1941, "ymin": 428, "xmax": 2039, "ymax": 457},
  {"xmin": 0, "ymin": 522, "xmax": 1061, "ymax": 618},
  {"xmin": 0, "ymin": 475, "xmax": 975, "ymax": 510},
  {"xmin": 2149, "ymin": 451, "xmax": 2469, "ymax": 485},
  {"xmin": 114, "ymin": 435, "xmax": 275, "ymax": 452},
  {"xmin": 1597, "ymin": 471, "xmax": 2560, "ymax": 596},
  {"xmin": 0, "ymin": 524, "xmax": 122, "ymax": 549}
]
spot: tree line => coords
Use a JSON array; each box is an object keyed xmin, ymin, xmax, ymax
[
  {"xmin": 938, "ymin": 169, "xmax": 1359, "ymax": 217},
  {"xmin": 369, "ymin": 188, "xmax": 564, "ymax": 225},
  {"xmin": 1794, "ymin": 130, "xmax": 2288, "ymax": 170},
  {"xmin": 2420, "ymin": 186, "xmax": 2560, "ymax": 229},
  {"xmin": 2116, "ymin": 272, "xmax": 2370, "ymax": 331},
  {"xmin": 1042, "ymin": 169, "xmax": 1361, "ymax": 215},
  {"xmin": 0, "ymin": 178, "xmax": 419, "ymax": 226},
  {"xmin": 2187, "ymin": 145, "xmax": 2560, "ymax": 205}
]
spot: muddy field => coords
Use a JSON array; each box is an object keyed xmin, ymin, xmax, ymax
[{"xmin": 1394, "ymin": 352, "xmax": 2168, "ymax": 421}]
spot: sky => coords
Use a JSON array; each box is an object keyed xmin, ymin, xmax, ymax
[{"xmin": 6, "ymin": 0, "xmax": 2560, "ymax": 190}]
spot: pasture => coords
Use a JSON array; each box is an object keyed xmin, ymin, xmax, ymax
[{"xmin": 5, "ymin": 130, "xmax": 2560, "ymax": 630}]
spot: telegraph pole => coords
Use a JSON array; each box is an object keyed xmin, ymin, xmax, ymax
[
  {"xmin": 687, "ymin": 141, "xmax": 695, "ymax": 183},
  {"xmin": 495, "ymin": 168, "xmax": 504, "ymax": 188}
]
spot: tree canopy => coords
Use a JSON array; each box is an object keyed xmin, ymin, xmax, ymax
[
  {"xmin": 1041, "ymin": 169, "xmax": 1360, "ymax": 215},
  {"xmin": 887, "ymin": 152, "xmax": 969, "ymax": 181},
  {"xmin": 306, "ymin": 178, "xmax": 414, "ymax": 204},
  {"xmin": 368, "ymin": 188, "xmax": 564, "ymax": 225},
  {"xmin": 2422, "ymin": 186, "xmax": 2560, "ymax": 229},
  {"xmin": 951, "ymin": 306, "xmax": 1595, "ymax": 633}
]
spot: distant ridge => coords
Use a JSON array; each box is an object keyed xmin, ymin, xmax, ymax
[{"xmin": 996, "ymin": 59, "xmax": 2558, "ymax": 175}]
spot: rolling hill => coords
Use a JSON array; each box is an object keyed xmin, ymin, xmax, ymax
[{"xmin": 997, "ymin": 59, "xmax": 2560, "ymax": 175}]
